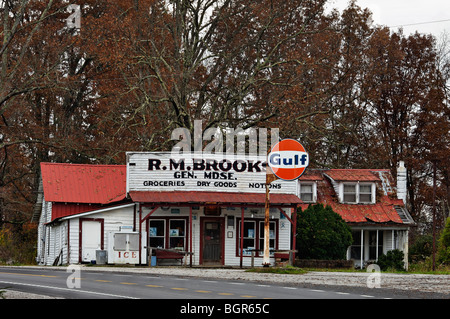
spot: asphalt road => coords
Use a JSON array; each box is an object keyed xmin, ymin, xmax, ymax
[{"xmin": 0, "ymin": 266, "xmax": 404, "ymax": 300}]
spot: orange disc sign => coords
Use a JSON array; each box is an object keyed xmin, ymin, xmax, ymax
[{"xmin": 268, "ymin": 139, "xmax": 309, "ymax": 181}]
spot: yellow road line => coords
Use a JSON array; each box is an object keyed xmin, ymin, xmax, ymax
[
  {"xmin": 95, "ymin": 280, "xmax": 112, "ymax": 283},
  {"xmin": 146, "ymin": 284, "xmax": 163, "ymax": 288},
  {"xmin": 218, "ymin": 292, "xmax": 234, "ymax": 296},
  {"xmin": 0, "ymin": 272, "xmax": 58, "ymax": 278},
  {"xmin": 120, "ymin": 282, "xmax": 138, "ymax": 285},
  {"xmin": 195, "ymin": 290, "xmax": 211, "ymax": 293},
  {"xmin": 240, "ymin": 295, "xmax": 256, "ymax": 298},
  {"xmin": 171, "ymin": 287, "xmax": 188, "ymax": 290}
]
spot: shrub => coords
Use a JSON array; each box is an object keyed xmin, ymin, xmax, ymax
[
  {"xmin": 409, "ymin": 234, "xmax": 433, "ymax": 263},
  {"xmin": 376, "ymin": 249, "xmax": 405, "ymax": 271},
  {"xmin": 296, "ymin": 204, "xmax": 353, "ymax": 260},
  {"xmin": 437, "ymin": 217, "xmax": 450, "ymax": 265},
  {"xmin": 0, "ymin": 223, "xmax": 37, "ymax": 265}
]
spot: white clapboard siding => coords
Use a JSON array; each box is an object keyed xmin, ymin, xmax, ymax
[
  {"xmin": 143, "ymin": 206, "xmax": 292, "ymax": 266},
  {"xmin": 127, "ymin": 152, "xmax": 298, "ymax": 195},
  {"xmin": 37, "ymin": 199, "xmax": 53, "ymax": 265},
  {"xmin": 67, "ymin": 205, "xmax": 136, "ymax": 264},
  {"xmin": 43, "ymin": 202, "xmax": 293, "ymax": 266}
]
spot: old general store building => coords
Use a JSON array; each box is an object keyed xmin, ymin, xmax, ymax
[{"xmin": 34, "ymin": 152, "xmax": 414, "ymax": 268}]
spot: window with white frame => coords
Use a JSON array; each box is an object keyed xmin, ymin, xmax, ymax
[
  {"xmin": 258, "ymin": 221, "xmax": 276, "ymax": 256},
  {"xmin": 299, "ymin": 182, "xmax": 316, "ymax": 202},
  {"xmin": 169, "ymin": 219, "xmax": 186, "ymax": 250},
  {"xmin": 342, "ymin": 183, "xmax": 374, "ymax": 204},
  {"xmin": 343, "ymin": 184, "xmax": 357, "ymax": 203},
  {"xmin": 359, "ymin": 184, "xmax": 373, "ymax": 203}
]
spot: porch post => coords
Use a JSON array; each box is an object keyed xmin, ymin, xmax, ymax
[
  {"xmin": 360, "ymin": 229, "xmax": 364, "ymax": 269},
  {"xmin": 240, "ymin": 207, "xmax": 244, "ymax": 268},
  {"xmin": 292, "ymin": 207, "xmax": 297, "ymax": 262},
  {"xmin": 189, "ymin": 206, "xmax": 193, "ymax": 267},
  {"xmin": 138, "ymin": 204, "xmax": 142, "ymax": 265},
  {"xmin": 392, "ymin": 230, "xmax": 395, "ymax": 250},
  {"xmin": 376, "ymin": 229, "xmax": 379, "ymax": 261}
]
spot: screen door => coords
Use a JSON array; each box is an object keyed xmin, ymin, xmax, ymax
[{"xmin": 202, "ymin": 220, "xmax": 222, "ymax": 265}]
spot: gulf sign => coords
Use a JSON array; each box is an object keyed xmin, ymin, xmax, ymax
[{"xmin": 268, "ymin": 139, "xmax": 309, "ymax": 181}]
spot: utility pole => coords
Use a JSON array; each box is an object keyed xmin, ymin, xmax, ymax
[
  {"xmin": 263, "ymin": 171, "xmax": 278, "ymax": 267},
  {"xmin": 432, "ymin": 160, "xmax": 437, "ymax": 271}
]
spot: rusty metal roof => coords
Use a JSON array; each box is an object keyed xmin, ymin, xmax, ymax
[
  {"xmin": 129, "ymin": 191, "xmax": 301, "ymax": 206},
  {"xmin": 324, "ymin": 169, "xmax": 384, "ymax": 182},
  {"xmin": 51, "ymin": 202, "xmax": 103, "ymax": 221},
  {"xmin": 40, "ymin": 162, "xmax": 127, "ymax": 204},
  {"xmin": 40, "ymin": 162, "xmax": 411, "ymax": 226},
  {"xmin": 300, "ymin": 169, "xmax": 410, "ymax": 225}
]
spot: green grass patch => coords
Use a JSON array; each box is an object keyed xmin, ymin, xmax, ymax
[{"xmin": 245, "ymin": 266, "xmax": 307, "ymax": 275}]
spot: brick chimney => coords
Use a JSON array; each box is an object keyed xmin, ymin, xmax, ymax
[{"xmin": 397, "ymin": 161, "xmax": 407, "ymax": 204}]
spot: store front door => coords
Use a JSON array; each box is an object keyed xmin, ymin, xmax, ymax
[{"xmin": 201, "ymin": 218, "xmax": 224, "ymax": 265}]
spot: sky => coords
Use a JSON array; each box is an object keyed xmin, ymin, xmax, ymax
[{"xmin": 325, "ymin": 0, "xmax": 450, "ymax": 39}]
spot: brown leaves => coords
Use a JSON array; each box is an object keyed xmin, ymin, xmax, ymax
[{"xmin": 0, "ymin": 0, "xmax": 447, "ymax": 233}]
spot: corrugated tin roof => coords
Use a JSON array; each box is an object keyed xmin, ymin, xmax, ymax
[
  {"xmin": 325, "ymin": 169, "xmax": 383, "ymax": 182},
  {"xmin": 298, "ymin": 171, "xmax": 323, "ymax": 181},
  {"xmin": 51, "ymin": 202, "xmax": 103, "ymax": 221},
  {"xmin": 39, "ymin": 162, "xmax": 411, "ymax": 226},
  {"xmin": 300, "ymin": 169, "xmax": 408, "ymax": 224},
  {"xmin": 40, "ymin": 162, "xmax": 127, "ymax": 204},
  {"xmin": 129, "ymin": 191, "xmax": 301, "ymax": 206}
]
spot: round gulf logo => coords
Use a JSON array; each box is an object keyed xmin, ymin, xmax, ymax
[{"xmin": 268, "ymin": 139, "xmax": 309, "ymax": 181}]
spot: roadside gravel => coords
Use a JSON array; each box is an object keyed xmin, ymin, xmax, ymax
[
  {"xmin": 1, "ymin": 265, "xmax": 448, "ymax": 298},
  {"xmin": 2, "ymin": 290, "xmax": 62, "ymax": 299},
  {"xmin": 86, "ymin": 266, "xmax": 449, "ymax": 295}
]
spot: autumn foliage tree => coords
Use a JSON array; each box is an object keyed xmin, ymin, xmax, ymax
[{"xmin": 0, "ymin": 0, "xmax": 448, "ymax": 263}]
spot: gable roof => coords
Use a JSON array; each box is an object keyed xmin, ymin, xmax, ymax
[
  {"xmin": 324, "ymin": 169, "xmax": 384, "ymax": 182},
  {"xmin": 40, "ymin": 162, "xmax": 127, "ymax": 205},
  {"xmin": 300, "ymin": 169, "xmax": 413, "ymax": 225}
]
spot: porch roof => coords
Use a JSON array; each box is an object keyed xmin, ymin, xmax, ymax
[{"xmin": 129, "ymin": 191, "xmax": 301, "ymax": 207}]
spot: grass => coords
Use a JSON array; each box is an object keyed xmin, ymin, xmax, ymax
[
  {"xmin": 245, "ymin": 263, "xmax": 450, "ymax": 275},
  {"xmin": 246, "ymin": 266, "xmax": 308, "ymax": 275},
  {"xmin": 407, "ymin": 262, "xmax": 450, "ymax": 275}
]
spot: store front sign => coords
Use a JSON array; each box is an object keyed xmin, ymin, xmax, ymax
[{"xmin": 126, "ymin": 152, "xmax": 297, "ymax": 195}]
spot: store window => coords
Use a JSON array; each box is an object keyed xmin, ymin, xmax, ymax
[
  {"xmin": 149, "ymin": 218, "xmax": 187, "ymax": 250},
  {"xmin": 237, "ymin": 219, "xmax": 277, "ymax": 257},
  {"xmin": 259, "ymin": 221, "xmax": 276, "ymax": 256},
  {"xmin": 169, "ymin": 219, "xmax": 186, "ymax": 250},
  {"xmin": 149, "ymin": 220, "xmax": 165, "ymax": 248},
  {"xmin": 238, "ymin": 221, "xmax": 255, "ymax": 256}
]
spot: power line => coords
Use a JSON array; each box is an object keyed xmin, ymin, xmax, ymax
[{"xmin": 389, "ymin": 18, "xmax": 450, "ymax": 28}]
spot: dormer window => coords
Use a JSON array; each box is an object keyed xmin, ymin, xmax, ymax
[
  {"xmin": 343, "ymin": 184, "xmax": 357, "ymax": 203},
  {"xmin": 342, "ymin": 183, "xmax": 375, "ymax": 204},
  {"xmin": 359, "ymin": 184, "xmax": 373, "ymax": 203},
  {"xmin": 299, "ymin": 182, "xmax": 316, "ymax": 203}
]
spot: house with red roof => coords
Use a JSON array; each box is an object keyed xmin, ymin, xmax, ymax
[
  {"xmin": 34, "ymin": 154, "xmax": 413, "ymax": 268},
  {"xmin": 297, "ymin": 162, "xmax": 414, "ymax": 268}
]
